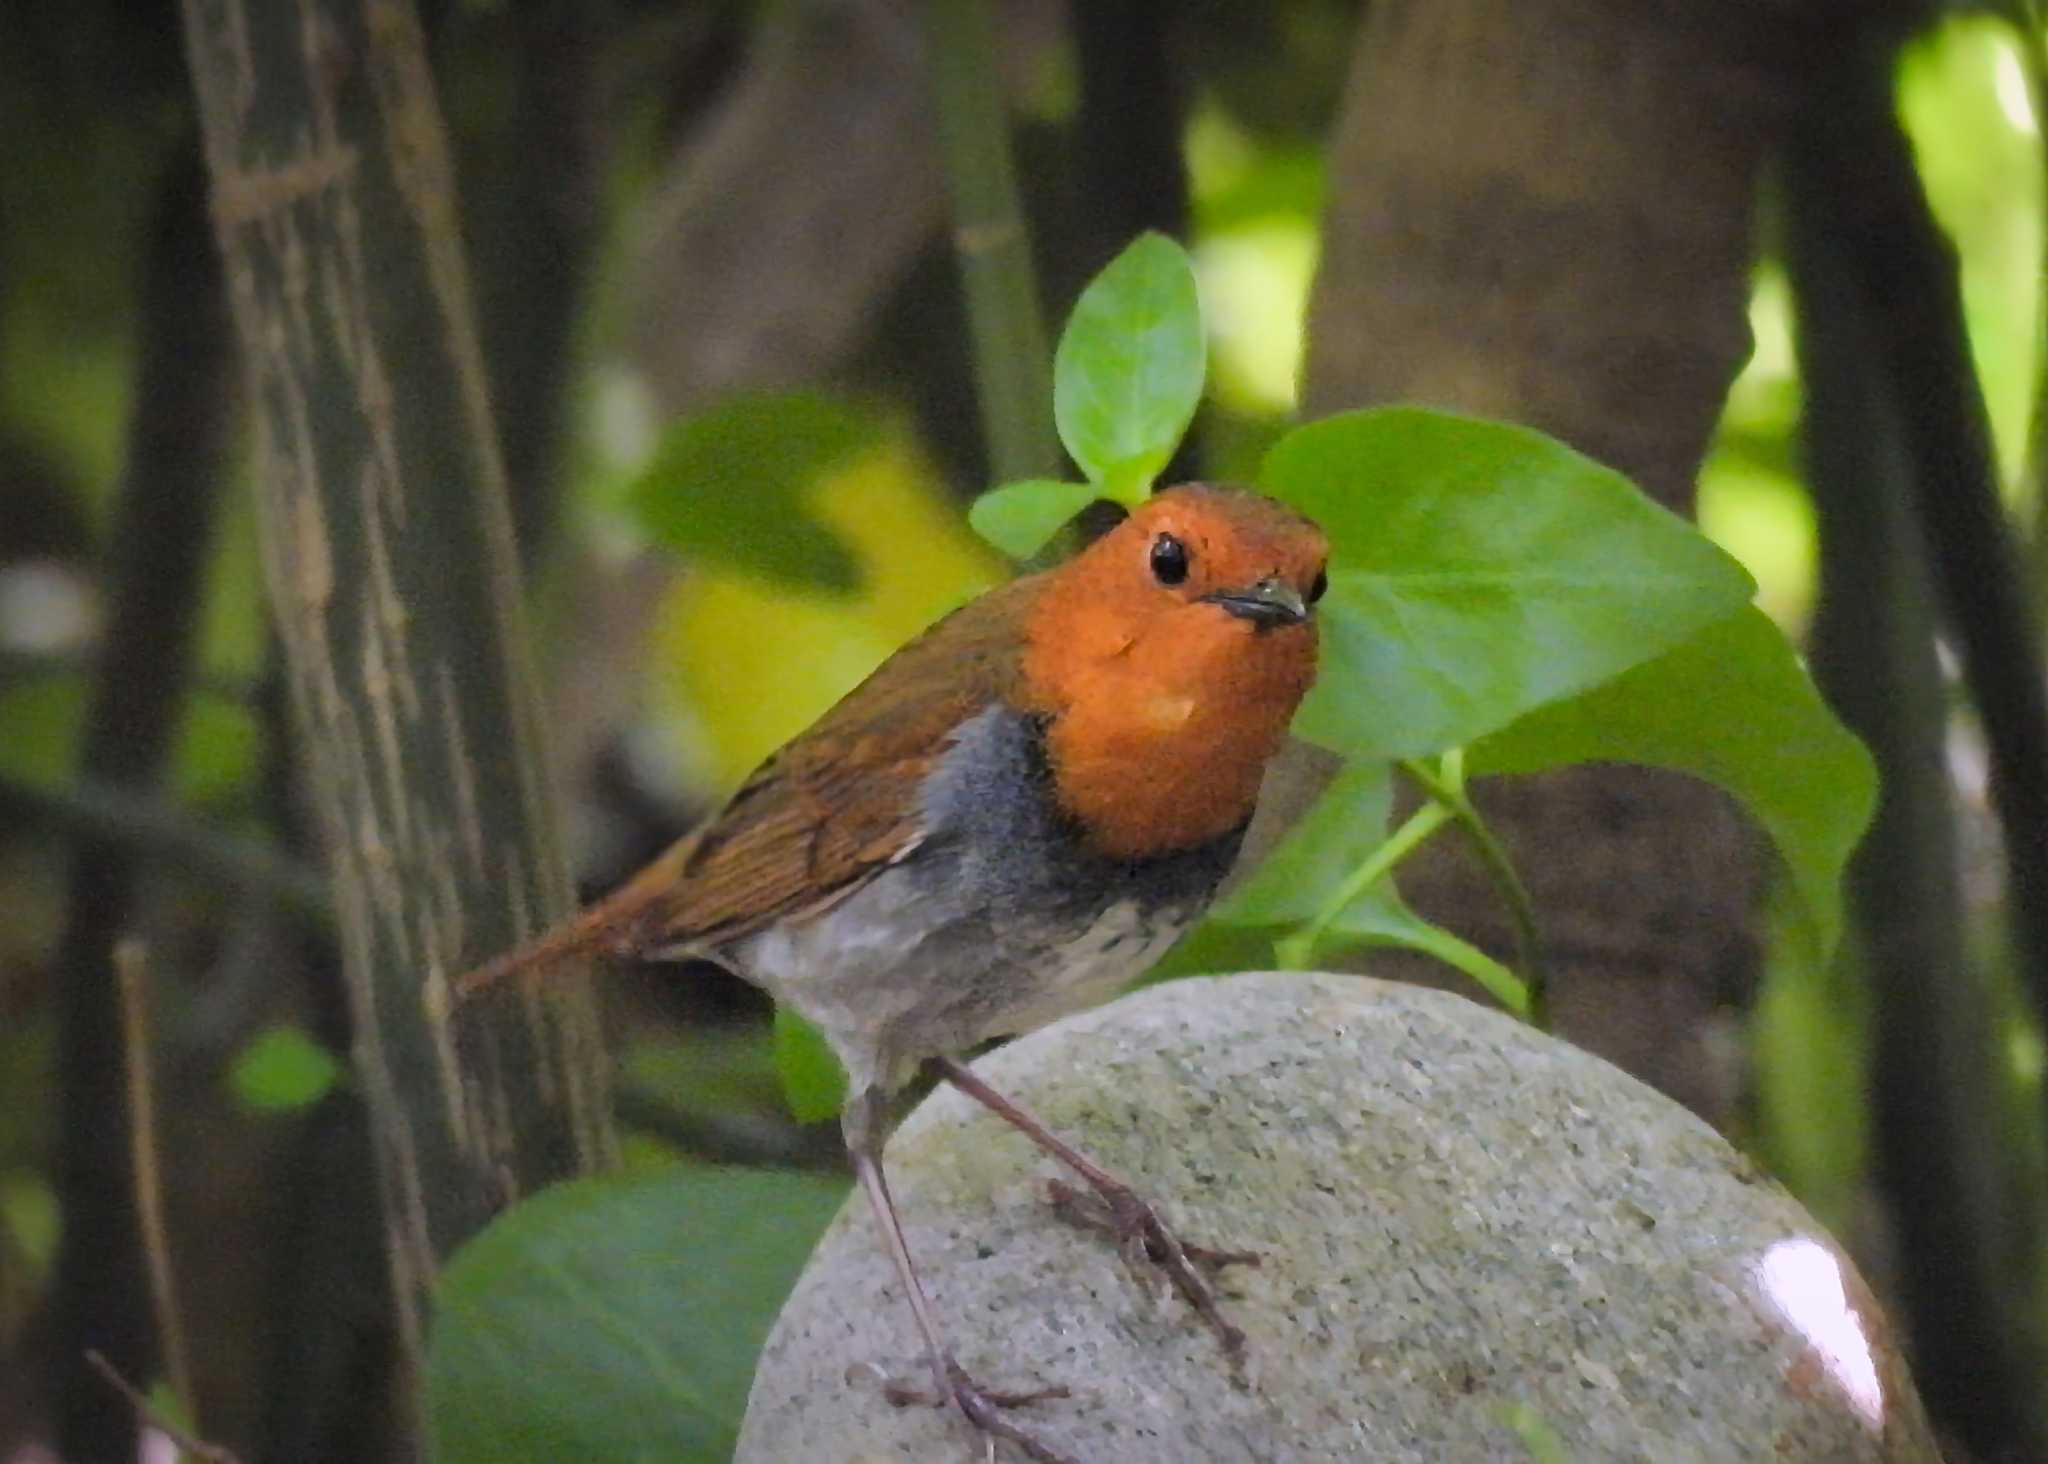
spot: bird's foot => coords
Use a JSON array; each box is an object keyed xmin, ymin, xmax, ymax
[
  {"xmin": 1045, "ymin": 1176, "xmax": 1258, "ymax": 1360},
  {"xmin": 869, "ymin": 1358, "xmax": 1074, "ymax": 1464}
]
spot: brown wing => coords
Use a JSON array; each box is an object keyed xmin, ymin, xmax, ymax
[
  {"xmin": 452, "ymin": 577, "xmax": 1039, "ymax": 997},
  {"xmin": 603, "ymin": 573, "xmax": 1040, "ymax": 954}
]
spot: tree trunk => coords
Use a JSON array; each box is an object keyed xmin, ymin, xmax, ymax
[
  {"xmin": 1302, "ymin": 0, "xmax": 1841, "ymax": 1116},
  {"xmin": 177, "ymin": 0, "xmax": 615, "ymax": 1421},
  {"xmin": 1791, "ymin": 37, "xmax": 2048, "ymax": 1458}
]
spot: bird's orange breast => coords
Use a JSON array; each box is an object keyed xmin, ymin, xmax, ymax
[{"xmin": 1025, "ymin": 607, "xmax": 1316, "ymax": 859}]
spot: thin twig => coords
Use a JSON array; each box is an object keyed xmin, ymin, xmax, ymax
[
  {"xmin": 113, "ymin": 939, "xmax": 195, "ymax": 1422},
  {"xmin": 5, "ymin": 772, "xmax": 331, "ymax": 923},
  {"xmin": 84, "ymin": 1349, "xmax": 240, "ymax": 1464},
  {"xmin": 923, "ymin": 0, "xmax": 1060, "ymax": 483}
]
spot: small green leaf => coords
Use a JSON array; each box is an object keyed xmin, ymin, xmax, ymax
[
  {"xmin": 968, "ymin": 480, "xmax": 1100, "ymax": 558},
  {"xmin": 228, "ymin": 1026, "xmax": 342, "ymax": 1113},
  {"xmin": 1264, "ymin": 407, "xmax": 1756, "ymax": 758},
  {"xmin": 427, "ymin": 1164, "xmax": 849, "ymax": 1464},
  {"xmin": 1053, "ymin": 233, "xmax": 1205, "ymax": 486},
  {"xmin": 1467, "ymin": 606, "xmax": 1877, "ymax": 967},
  {"xmin": 774, "ymin": 1006, "xmax": 848, "ymax": 1124},
  {"xmin": 625, "ymin": 393, "xmax": 875, "ymax": 593}
]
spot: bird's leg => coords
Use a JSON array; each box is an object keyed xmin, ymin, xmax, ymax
[
  {"xmin": 843, "ymin": 1093, "xmax": 1074, "ymax": 1464},
  {"xmin": 932, "ymin": 1057, "xmax": 1257, "ymax": 1360}
]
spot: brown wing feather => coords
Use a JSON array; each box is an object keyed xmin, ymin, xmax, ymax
[
  {"xmin": 452, "ymin": 576, "xmax": 1040, "ymax": 997},
  {"xmin": 607, "ymin": 574, "xmax": 1041, "ymax": 953}
]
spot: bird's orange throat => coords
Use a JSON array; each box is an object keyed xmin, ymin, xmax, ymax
[{"xmin": 1024, "ymin": 599, "xmax": 1317, "ymax": 861}]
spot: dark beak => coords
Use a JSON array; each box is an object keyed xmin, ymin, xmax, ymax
[{"xmin": 1201, "ymin": 576, "xmax": 1308, "ymax": 629}]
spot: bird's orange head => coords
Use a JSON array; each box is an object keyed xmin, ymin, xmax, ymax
[{"xmin": 1021, "ymin": 484, "xmax": 1327, "ymax": 860}]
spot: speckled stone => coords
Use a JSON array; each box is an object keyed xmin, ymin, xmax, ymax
[{"xmin": 738, "ymin": 972, "xmax": 1938, "ymax": 1463}]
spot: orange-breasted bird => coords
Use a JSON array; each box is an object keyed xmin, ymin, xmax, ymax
[{"xmin": 459, "ymin": 484, "xmax": 1327, "ymax": 1464}]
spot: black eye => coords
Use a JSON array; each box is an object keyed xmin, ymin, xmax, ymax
[
  {"xmin": 1308, "ymin": 568, "xmax": 1328, "ymax": 603},
  {"xmin": 1150, "ymin": 533, "xmax": 1190, "ymax": 586}
]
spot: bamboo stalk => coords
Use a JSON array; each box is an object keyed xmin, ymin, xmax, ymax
[{"xmin": 924, "ymin": 0, "xmax": 1061, "ymax": 483}]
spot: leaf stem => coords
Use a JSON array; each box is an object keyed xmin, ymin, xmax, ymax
[
  {"xmin": 923, "ymin": 0, "xmax": 1061, "ymax": 483},
  {"xmin": 1397, "ymin": 923, "xmax": 1530, "ymax": 1020},
  {"xmin": 1274, "ymin": 801, "xmax": 1454, "ymax": 970},
  {"xmin": 1400, "ymin": 755, "xmax": 1548, "ymax": 1026}
]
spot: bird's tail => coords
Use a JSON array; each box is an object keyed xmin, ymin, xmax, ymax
[{"xmin": 452, "ymin": 835, "xmax": 698, "ymax": 1001}]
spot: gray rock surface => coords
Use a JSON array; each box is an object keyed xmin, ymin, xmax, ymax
[{"xmin": 738, "ymin": 972, "xmax": 1937, "ymax": 1462}]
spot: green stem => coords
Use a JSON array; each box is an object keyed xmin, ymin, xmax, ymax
[
  {"xmin": 923, "ymin": 0, "xmax": 1061, "ymax": 483},
  {"xmin": 1386, "ymin": 913, "xmax": 1530, "ymax": 1021},
  {"xmin": 2020, "ymin": 16, "xmax": 2048, "ymax": 593},
  {"xmin": 1401, "ymin": 755, "xmax": 1548, "ymax": 1026},
  {"xmin": 1274, "ymin": 800, "xmax": 1453, "ymax": 970}
]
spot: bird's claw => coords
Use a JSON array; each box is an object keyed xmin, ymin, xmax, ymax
[
  {"xmin": 864, "ymin": 1359, "xmax": 1074, "ymax": 1464},
  {"xmin": 1045, "ymin": 1177, "xmax": 1257, "ymax": 1360}
]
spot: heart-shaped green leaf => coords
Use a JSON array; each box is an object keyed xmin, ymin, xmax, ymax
[
  {"xmin": 968, "ymin": 480, "xmax": 1100, "ymax": 559},
  {"xmin": 1053, "ymin": 233, "xmax": 1205, "ymax": 488},
  {"xmin": 1265, "ymin": 408, "xmax": 1756, "ymax": 758},
  {"xmin": 427, "ymin": 1165, "xmax": 848, "ymax": 1464},
  {"xmin": 1468, "ymin": 606, "xmax": 1876, "ymax": 967}
]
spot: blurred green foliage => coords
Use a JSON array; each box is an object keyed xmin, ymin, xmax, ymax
[
  {"xmin": 625, "ymin": 394, "xmax": 874, "ymax": 595},
  {"xmin": 227, "ymin": 1026, "xmax": 343, "ymax": 1114}
]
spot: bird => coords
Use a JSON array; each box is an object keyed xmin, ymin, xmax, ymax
[{"xmin": 458, "ymin": 483, "xmax": 1327, "ymax": 1463}]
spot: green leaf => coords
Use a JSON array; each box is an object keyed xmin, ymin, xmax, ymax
[
  {"xmin": 625, "ymin": 393, "xmax": 874, "ymax": 593},
  {"xmin": 968, "ymin": 480, "xmax": 1100, "ymax": 558},
  {"xmin": 622, "ymin": 1029, "xmax": 784, "ymax": 1121},
  {"xmin": 1160, "ymin": 761, "xmax": 1411, "ymax": 971},
  {"xmin": 774, "ymin": 1006, "xmax": 848, "ymax": 1124},
  {"xmin": 228, "ymin": 1025, "xmax": 342, "ymax": 1113},
  {"xmin": 1467, "ymin": 607, "xmax": 1877, "ymax": 967},
  {"xmin": 1264, "ymin": 407, "xmax": 1757, "ymax": 758},
  {"xmin": 427, "ymin": 1165, "xmax": 848, "ymax": 1464},
  {"xmin": 1053, "ymin": 233, "xmax": 1205, "ymax": 486},
  {"xmin": 1098, "ymin": 451, "xmax": 1172, "ymax": 509},
  {"xmin": 1209, "ymin": 760, "xmax": 1398, "ymax": 930},
  {"xmin": 1751, "ymin": 905, "xmax": 1869, "ymax": 1240}
]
